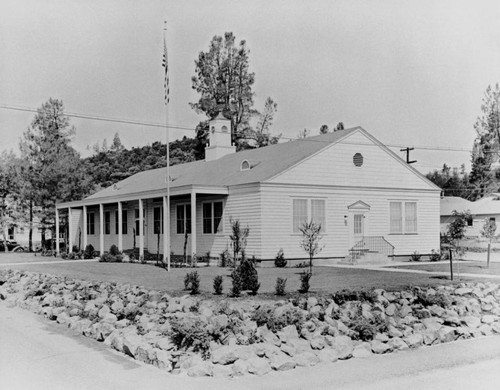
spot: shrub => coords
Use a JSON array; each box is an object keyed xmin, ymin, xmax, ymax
[
  {"xmin": 294, "ymin": 261, "xmax": 308, "ymax": 268},
  {"xmin": 184, "ymin": 271, "xmax": 200, "ymax": 294},
  {"xmin": 83, "ymin": 244, "xmax": 95, "ymax": 259},
  {"xmin": 275, "ymin": 277, "xmax": 287, "ymax": 296},
  {"xmin": 274, "ymin": 248, "xmax": 287, "ymax": 268},
  {"xmin": 347, "ymin": 312, "xmax": 389, "ymax": 341},
  {"xmin": 109, "ymin": 244, "xmax": 120, "ymax": 256},
  {"xmin": 299, "ymin": 271, "xmax": 312, "ymax": 293},
  {"xmin": 410, "ymin": 251, "xmax": 421, "ymax": 262},
  {"xmin": 252, "ymin": 305, "xmax": 304, "ymax": 332},
  {"xmin": 169, "ymin": 317, "xmax": 212, "ymax": 359},
  {"xmin": 429, "ymin": 249, "xmax": 441, "ymax": 262},
  {"xmin": 213, "ymin": 275, "xmax": 223, "ymax": 295},
  {"xmin": 237, "ymin": 259, "xmax": 258, "ymax": 291},
  {"xmin": 230, "ymin": 269, "xmax": 242, "ymax": 297},
  {"xmin": 219, "ymin": 248, "xmax": 232, "ymax": 267},
  {"xmin": 99, "ymin": 252, "xmax": 123, "ymax": 263},
  {"xmin": 414, "ymin": 290, "xmax": 451, "ymax": 308},
  {"xmin": 247, "ymin": 271, "xmax": 260, "ymax": 295},
  {"xmin": 332, "ymin": 289, "xmax": 378, "ymax": 305}
]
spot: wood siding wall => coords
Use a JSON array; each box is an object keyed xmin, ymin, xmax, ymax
[
  {"xmin": 269, "ymin": 131, "xmax": 435, "ymax": 191},
  {"xmin": 260, "ymin": 185, "xmax": 440, "ymax": 259}
]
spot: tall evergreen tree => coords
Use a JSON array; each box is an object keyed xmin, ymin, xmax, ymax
[
  {"xmin": 470, "ymin": 84, "xmax": 500, "ymax": 200},
  {"xmin": 19, "ymin": 98, "xmax": 89, "ymax": 247}
]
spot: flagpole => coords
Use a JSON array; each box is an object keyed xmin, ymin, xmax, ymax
[{"xmin": 163, "ymin": 20, "xmax": 171, "ymax": 272}]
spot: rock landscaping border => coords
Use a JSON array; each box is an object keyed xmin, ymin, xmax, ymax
[{"xmin": 0, "ymin": 269, "xmax": 499, "ymax": 378}]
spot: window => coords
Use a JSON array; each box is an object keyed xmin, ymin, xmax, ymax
[
  {"xmin": 104, "ymin": 211, "xmax": 111, "ymax": 234},
  {"xmin": 87, "ymin": 213, "xmax": 95, "ymax": 235},
  {"xmin": 354, "ymin": 214, "xmax": 363, "ymax": 235},
  {"xmin": 176, "ymin": 204, "xmax": 192, "ymax": 234},
  {"xmin": 134, "ymin": 209, "xmax": 145, "ymax": 236},
  {"xmin": 203, "ymin": 201, "xmax": 223, "ymax": 234},
  {"xmin": 7, "ymin": 227, "xmax": 14, "ymax": 240},
  {"xmin": 115, "ymin": 210, "xmax": 127, "ymax": 234},
  {"xmin": 153, "ymin": 207, "xmax": 164, "ymax": 234},
  {"xmin": 390, "ymin": 201, "xmax": 417, "ymax": 234},
  {"xmin": 292, "ymin": 198, "xmax": 326, "ymax": 233}
]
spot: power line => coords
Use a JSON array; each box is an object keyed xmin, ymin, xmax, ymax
[{"xmin": 0, "ymin": 102, "xmax": 481, "ymax": 154}]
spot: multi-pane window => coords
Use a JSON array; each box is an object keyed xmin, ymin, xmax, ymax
[
  {"xmin": 87, "ymin": 212, "xmax": 95, "ymax": 235},
  {"xmin": 104, "ymin": 211, "xmax": 111, "ymax": 235},
  {"xmin": 292, "ymin": 198, "xmax": 326, "ymax": 233},
  {"xmin": 203, "ymin": 201, "xmax": 223, "ymax": 234},
  {"xmin": 153, "ymin": 207, "xmax": 164, "ymax": 234},
  {"xmin": 354, "ymin": 214, "xmax": 363, "ymax": 235},
  {"xmin": 134, "ymin": 209, "xmax": 145, "ymax": 236},
  {"xmin": 390, "ymin": 201, "xmax": 417, "ymax": 234},
  {"xmin": 115, "ymin": 210, "xmax": 127, "ymax": 234},
  {"xmin": 176, "ymin": 204, "xmax": 192, "ymax": 234}
]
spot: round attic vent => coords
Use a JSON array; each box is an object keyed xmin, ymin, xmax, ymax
[
  {"xmin": 353, "ymin": 153, "xmax": 363, "ymax": 167},
  {"xmin": 240, "ymin": 160, "xmax": 250, "ymax": 171}
]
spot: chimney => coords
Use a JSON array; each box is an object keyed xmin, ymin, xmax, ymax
[{"xmin": 205, "ymin": 113, "xmax": 236, "ymax": 161}]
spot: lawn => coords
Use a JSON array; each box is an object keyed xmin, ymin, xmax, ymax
[
  {"xmin": 391, "ymin": 261, "xmax": 500, "ymax": 276},
  {"xmin": 1, "ymin": 253, "xmax": 494, "ymax": 298}
]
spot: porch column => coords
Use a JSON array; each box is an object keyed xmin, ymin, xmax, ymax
[
  {"xmin": 118, "ymin": 201, "xmax": 123, "ymax": 252},
  {"xmin": 82, "ymin": 205, "xmax": 87, "ymax": 250},
  {"xmin": 191, "ymin": 191, "xmax": 197, "ymax": 262},
  {"xmin": 139, "ymin": 199, "xmax": 144, "ymax": 259},
  {"xmin": 68, "ymin": 207, "xmax": 73, "ymax": 253},
  {"xmin": 55, "ymin": 208, "xmax": 60, "ymax": 255},
  {"xmin": 99, "ymin": 203, "xmax": 104, "ymax": 255},
  {"xmin": 163, "ymin": 196, "xmax": 169, "ymax": 270}
]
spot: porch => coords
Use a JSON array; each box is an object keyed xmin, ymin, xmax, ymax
[{"xmin": 55, "ymin": 185, "xmax": 228, "ymax": 268}]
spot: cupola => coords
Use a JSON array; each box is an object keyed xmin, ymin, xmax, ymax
[{"xmin": 205, "ymin": 113, "xmax": 236, "ymax": 161}]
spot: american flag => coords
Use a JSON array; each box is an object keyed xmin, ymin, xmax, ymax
[{"xmin": 162, "ymin": 36, "xmax": 170, "ymax": 105}]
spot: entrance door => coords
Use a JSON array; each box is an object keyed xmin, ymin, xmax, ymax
[{"xmin": 353, "ymin": 213, "xmax": 364, "ymax": 244}]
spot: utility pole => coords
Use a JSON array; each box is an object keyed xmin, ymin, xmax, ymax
[{"xmin": 400, "ymin": 147, "xmax": 417, "ymax": 164}]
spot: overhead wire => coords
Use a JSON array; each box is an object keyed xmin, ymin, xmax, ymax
[{"xmin": 0, "ymin": 102, "xmax": 486, "ymax": 154}]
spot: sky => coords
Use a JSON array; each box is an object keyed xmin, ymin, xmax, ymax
[{"xmin": 1, "ymin": 0, "xmax": 499, "ymax": 174}]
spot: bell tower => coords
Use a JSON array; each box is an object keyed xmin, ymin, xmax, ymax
[{"xmin": 205, "ymin": 113, "xmax": 236, "ymax": 161}]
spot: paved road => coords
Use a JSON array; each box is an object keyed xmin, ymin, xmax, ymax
[{"xmin": 2, "ymin": 304, "xmax": 500, "ymax": 390}]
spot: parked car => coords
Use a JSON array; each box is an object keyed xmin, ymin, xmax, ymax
[{"xmin": 0, "ymin": 240, "xmax": 25, "ymax": 252}]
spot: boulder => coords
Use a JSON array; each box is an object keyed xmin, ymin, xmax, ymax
[
  {"xmin": 122, "ymin": 333, "xmax": 145, "ymax": 358},
  {"xmin": 387, "ymin": 337, "xmax": 408, "ymax": 351},
  {"xmin": 247, "ymin": 357, "xmax": 272, "ymax": 376},
  {"xmin": 328, "ymin": 335, "xmax": 354, "ymax": 359},
  {"xmin": 293, "ymin": 351, "xmax": 320, "ymax": 367},
  {"xmin": 277, "ymin": 325, "xmax": 300, "ymax": 342},
  {"xmin": 187, "ymin": 361, "xmax": 213, "ymax": 377},
  {"xmin": 371, "ymin": 340, "xmax": 392, "ymax": 354},
  {"xmin": 438, "ymin": 326, "xmax": 457, "ymax": 343},
  {"xmin": 385, "ymin": 304, "xmax": 397, "ymax": 316},
  {"xmin": 352, "ymin": 342, "xmax": 373, "ymax": 358},
  {"xmin": 481, "ymin": 315, "xmax": 498, "ymax": 324},
  {"xmin": 310, "ymin": 336, "xmax": 326, "ymax": 350},
  {"xmin": 269, "ymin": 352, "xmax": 297, "ymax": 371},
  {"xmin": 212, "ymin": 364, "xmax": 233, "ymax": 378},
  {"xmin": 156, "ymin": 337, "xmax": 175, "ymax": 351},
  {"xmin": 462, "ymin": 316, "xmax": 481, "ymax": 328},
  {"xmin": 232, "ymin": 359, "xmax": 249, "ymax": 376},
  {"xmin": 404, "ymin": 333, "xmax": 423, "ymax": 348},
  {"xmin": 211, "ymin": 346, "xmax": 238, "ymax": 365},
  {"xmin": 316, "ymin": 348, "xmax": 339, "ymax": 363}
]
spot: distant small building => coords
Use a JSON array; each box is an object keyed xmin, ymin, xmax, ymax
[
  {"xmin": 440, "ymin": 193, "xmax": 500, "ymax": 237},
  {"xmin": 57, "ymin": 116, "xmax": 441, "ymax": 264}
]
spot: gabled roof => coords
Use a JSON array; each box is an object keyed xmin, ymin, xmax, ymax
[
  {"xmin": 73, "ymin": 125, "xmax": 438, "ymax": 205},
  {"xmin": 441, "ymin": 193, "xmax": 500, "ymax": 217},
  {"xmin": 440, "ymin": 196, "xmax": 472, "ymax": 216},
  {"xmin": 85, "ymin": 127, "xmax": 360, "ymax": 201}
]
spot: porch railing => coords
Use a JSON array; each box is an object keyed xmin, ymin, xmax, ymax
[{"xmin": 349, "ymin": 236, "xmax": 395, "ymax": 261}]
